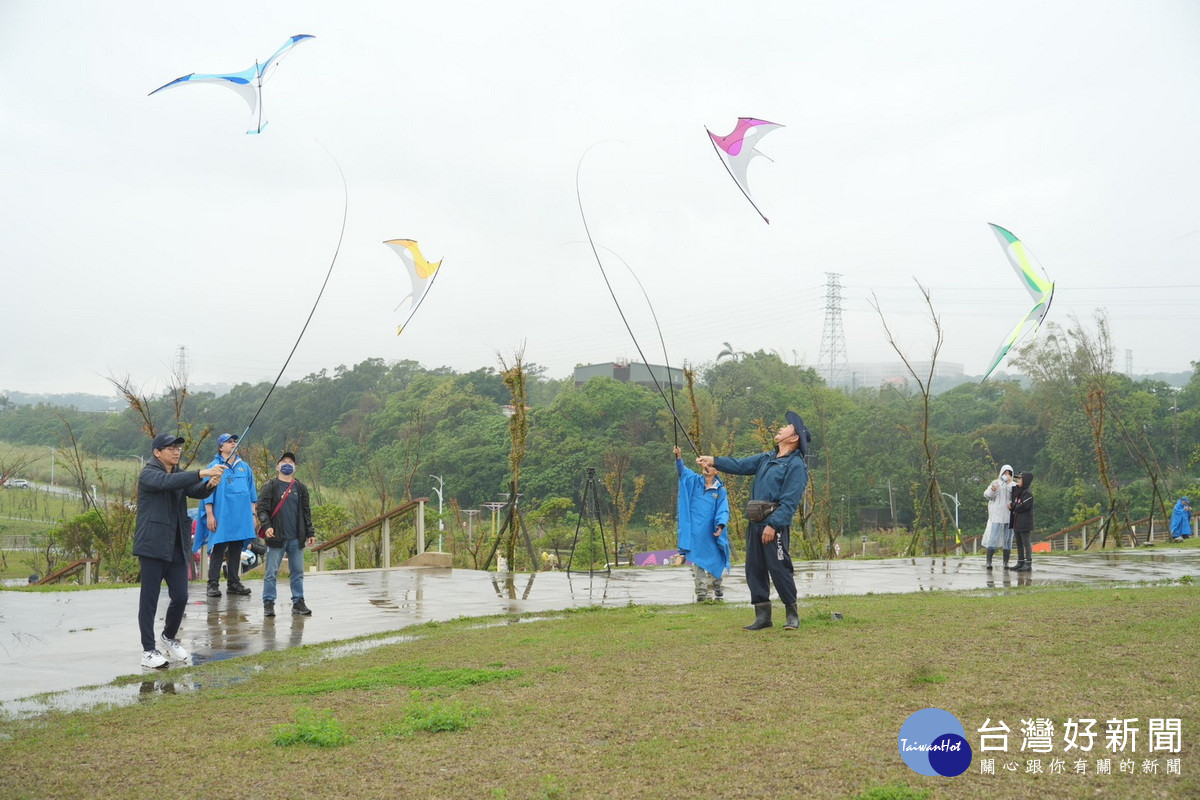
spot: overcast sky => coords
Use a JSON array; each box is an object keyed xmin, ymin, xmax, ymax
[{"xmin": 3, "ymin": 1, "xmax": 1199, "ymax": 396}]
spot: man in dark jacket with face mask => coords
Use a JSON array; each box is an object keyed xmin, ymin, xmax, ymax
[
  {"xmin": 257, "ymin": 451, "xmax": 316, "ymax": 618},
  {"xmin": 1008, "ymin": 471, "xmax": 1035, "ymax": 572}
]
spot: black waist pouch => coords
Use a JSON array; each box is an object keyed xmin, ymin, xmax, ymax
[{"xmin": 744, "ymin": 500, "xmax": 779, "ymax": 522}]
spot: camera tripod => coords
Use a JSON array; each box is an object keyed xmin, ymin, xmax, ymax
[{"xmin": 566, "ymin": 467, "xmax": 611, "ymax": 575}]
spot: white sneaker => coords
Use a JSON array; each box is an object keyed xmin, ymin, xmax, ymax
[
  {"xmin": 141, "ymin": 649, "xmax": 169, "ymax": 669},
  {"xmin": 158, "ymin": 633, "xmax": 189, "ymax": 662}
]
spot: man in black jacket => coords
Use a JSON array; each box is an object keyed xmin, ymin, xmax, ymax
[
  {"xmin": 135, "ymin": 433, "xmax": 226, "ymax": 669},
  {"xmin": 257, "ymin": 451, "xmax": 316, "ymax": 617},
  {"xmin": 1008, "ymin": 471, "xmax": 1035, "ymax": 572}
]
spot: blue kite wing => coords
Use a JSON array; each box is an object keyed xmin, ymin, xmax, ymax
[
  {"xmin": 259, "ymin": 34, "xmax": 315, "ymax": 80},
  {"xmin": 148, "ymin": 35, "xmax": 314, "ymax": 133}
]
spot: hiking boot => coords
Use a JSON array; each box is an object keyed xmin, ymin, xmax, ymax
[
  {"xmin": 743, "ymin": 602, "xmax": 772, "ymax": 631},
  {"xmin": 141, "ymin": 649, "xmax": 169, "ymax": 669},
  {"xmin": 783, "ymin": 602, "xmax": 800, "ymax": 630},
  {"xmin": 263, "ymin": 603, "xmax": 275, "ymax": 618},
  {"xmin": 292, "ymin": 599, "xmax": 312, "ymax": 616},
  {"xmin": 227, "ymin": 582, "xmax": 252, "ymax": 596},
  {"xmin": 696, "ymin": 594, "xmax": 709, "ymax": 603},
  {"xmin": 206, "ymin": 582, "xmax": 222, "ymax": 597},
  {"xmin": 159, "ymin": 633, "xmax": 189, "ymax": 662}
]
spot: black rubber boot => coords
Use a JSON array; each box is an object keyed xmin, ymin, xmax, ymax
[
  {"xmin": 783, "ymin": 603, "xmax": 800, "ymax": 630},
  {"xmin": 985, "ymin": 548, "xmax": 994, "ymax": 570},
  {"xmin": 1002, "ymin": 549, "xmax": 1011, "ymax": 569},
  {"xmin": 743, "ymin": 602, "xmax": 773, "ymax": 631}
]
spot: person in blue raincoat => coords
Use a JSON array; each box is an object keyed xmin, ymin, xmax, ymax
[
  {"xmin": 675, "ymin": 445, "xmax": 731, "ymax": 602},
  {"xmin": 1171, "ymin": 497, "xmax": 1192, "ymax": 541},
  {"xmin": 194, "ymin": 434, "xmax": 258, "ymax": 597}
]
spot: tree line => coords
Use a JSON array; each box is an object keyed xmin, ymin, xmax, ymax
[{"xmin": 1, "ymin": 314, "xmax": 1198, "ymax": 564}]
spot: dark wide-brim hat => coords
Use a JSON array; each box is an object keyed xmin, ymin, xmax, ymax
[{"xmin": 784, "ymin": 410, "xmax": 811, "ymax": 457}]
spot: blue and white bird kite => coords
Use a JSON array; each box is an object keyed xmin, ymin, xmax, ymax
[{"xmin": 149, "ymin": 34, "xmax": 314, "ymax": 134}]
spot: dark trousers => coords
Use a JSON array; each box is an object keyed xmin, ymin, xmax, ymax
[
  {"xmin": 138, "ymin": 547, "xmax": 189, "ymax": 651},
  {"xmin": 207, "ymin": 541, "xmax": 242, "ymax": 584},
  {"xmin": 1014, "ymin": 531, "xmax": 1032, "ymax": 564},
  {"xmin": 745, "ymin": 521, "xmax": 797, "ymax": 605}
]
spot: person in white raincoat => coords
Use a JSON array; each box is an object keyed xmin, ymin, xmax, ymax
[{"xmin": 982, "ymin": 464, "xmax": 1014, "ymax": 570}]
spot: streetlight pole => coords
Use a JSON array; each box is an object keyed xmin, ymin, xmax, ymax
[
  {"xmin": 482, "ymin": 502, "xmax": 506, "ymax": 545},
  {"xmin": 430, "ymin": 475, "xmax": 445, "ymax": 551},
  {"xmin": 463, "ymin": 509, "xmax": 480, "ymax": 544}
]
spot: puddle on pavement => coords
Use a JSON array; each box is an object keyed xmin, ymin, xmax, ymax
[{"xmin": 0, "ymin": 613, "xmax": 564, "ymax": 721}]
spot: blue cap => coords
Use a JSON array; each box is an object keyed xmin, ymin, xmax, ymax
[
  {"xmin": 217, "ymin": 433, "xmax": 238, "ymax": 445},
  {"xmin": 151, "ymin": 433, "xmax": 186, "ymax": 452},
  {"xmin": 784, "ymin": 411, "xmax": 811, "ymax": 457}
]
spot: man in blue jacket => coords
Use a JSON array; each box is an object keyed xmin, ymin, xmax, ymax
[
  {"xmin": 134, "ymin": 433, "xmax": 226, "ymax": 669},
  {"xmin": 195, "ymin": 433, "xmax": 258, "ymax": 598},
  {"xmin": 675, "ymin": 445, "xmax": 731, "ymax": 602},
  {"xmin": 697, "ymin": 411, "xmax": 810, "ymax": 631}
]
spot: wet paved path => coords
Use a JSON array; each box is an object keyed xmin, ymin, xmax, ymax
[{"xmin": 2, "ymin": 549, "xmax": 1198, "ymax": 708}]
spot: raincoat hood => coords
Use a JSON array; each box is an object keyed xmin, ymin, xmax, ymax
[
  {"xmin": 1018, "ymin": 471, "xmax": 1034, "ymax": 488},
  {"xmin": 1171, "ymin": 497, "xmax": 1192, "ymax": 538},
  {"xmin": 998, "ymin": 464, "xmax": 1014, "ymax": 483}
]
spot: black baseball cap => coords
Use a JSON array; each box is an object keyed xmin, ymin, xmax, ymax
[
  {"xmin": 279, "ymin": 451, "xmax": 297, "ymax": 464},
  {"xmin": 151, "ymin": 433, "xmax": 186, "ymax": 452}
]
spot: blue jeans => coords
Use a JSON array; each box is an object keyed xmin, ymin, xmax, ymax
[{"xmin": 263, "ymin": 539, "xmax": 305, "ymax": 603}]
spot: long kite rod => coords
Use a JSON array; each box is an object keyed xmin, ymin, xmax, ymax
[
  {"xmin": 229, "ymin": 142, "xmax": 348, "ymax": 461},
  {"xmin": 572, "ymin": 241, "xmax": 685, "ymax": 449},
  {"xmin": 574, "ymin": 145, "xmax": 699, "ymax": 456}
]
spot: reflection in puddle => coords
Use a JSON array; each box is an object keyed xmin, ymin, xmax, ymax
[{"xmin": 1, "ymin": 613, "xmax": 569, "ymax": 720}]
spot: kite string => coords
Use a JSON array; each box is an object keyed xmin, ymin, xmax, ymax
[
  {"xmin": 575, "ymin": 146, "xmax": 699, "ymax": 456},
  {"xmin": 230, "ymin": 141, "xmax": 348, "ymax": 459},
  {"xmin": 592, "ymin": 243, "xmax": 681, "ymax": 450}
]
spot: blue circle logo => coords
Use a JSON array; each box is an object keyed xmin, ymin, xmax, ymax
[{"xmin": 898, "ymin": 708, "xmax": 973, "ymax": 777}]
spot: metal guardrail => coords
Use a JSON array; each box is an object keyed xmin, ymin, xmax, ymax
[{"xmin": 310, "ymin": 497, "xmax": 429, "ymax": 571}]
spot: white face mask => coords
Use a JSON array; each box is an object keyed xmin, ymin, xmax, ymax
[{"xmin": 1001, "ymin": 474, "xmax": 1011, "ymax": 483}]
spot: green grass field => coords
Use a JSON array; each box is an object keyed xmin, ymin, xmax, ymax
[{"xmin": 0, "ymin": 583, "xmax": 1195, "ymax": 799}]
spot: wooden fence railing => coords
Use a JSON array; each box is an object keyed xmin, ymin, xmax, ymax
[
  {"xmin": 309, "ymin": 497, "xmax": 428, "ymax": 571},
  {"xmin": 944, "ymin": 512, "xmax": 1190, "ymax": 555},
  {"xmin": 34, "ymin": 558, "xmax": 99, "ymax": 586}
]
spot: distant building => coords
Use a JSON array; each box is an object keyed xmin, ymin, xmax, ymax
[
  {"xmin": 840, "ymin": 361, "xmax": 965, "ymax": 390},
  {"xmin": 574, "ymin": 360, "xmax": 685, "ymax": 390}
]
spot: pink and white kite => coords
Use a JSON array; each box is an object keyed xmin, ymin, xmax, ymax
[{"xmin": 705, "ymin": 117, "xmax": 784, "ymax": 224}]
